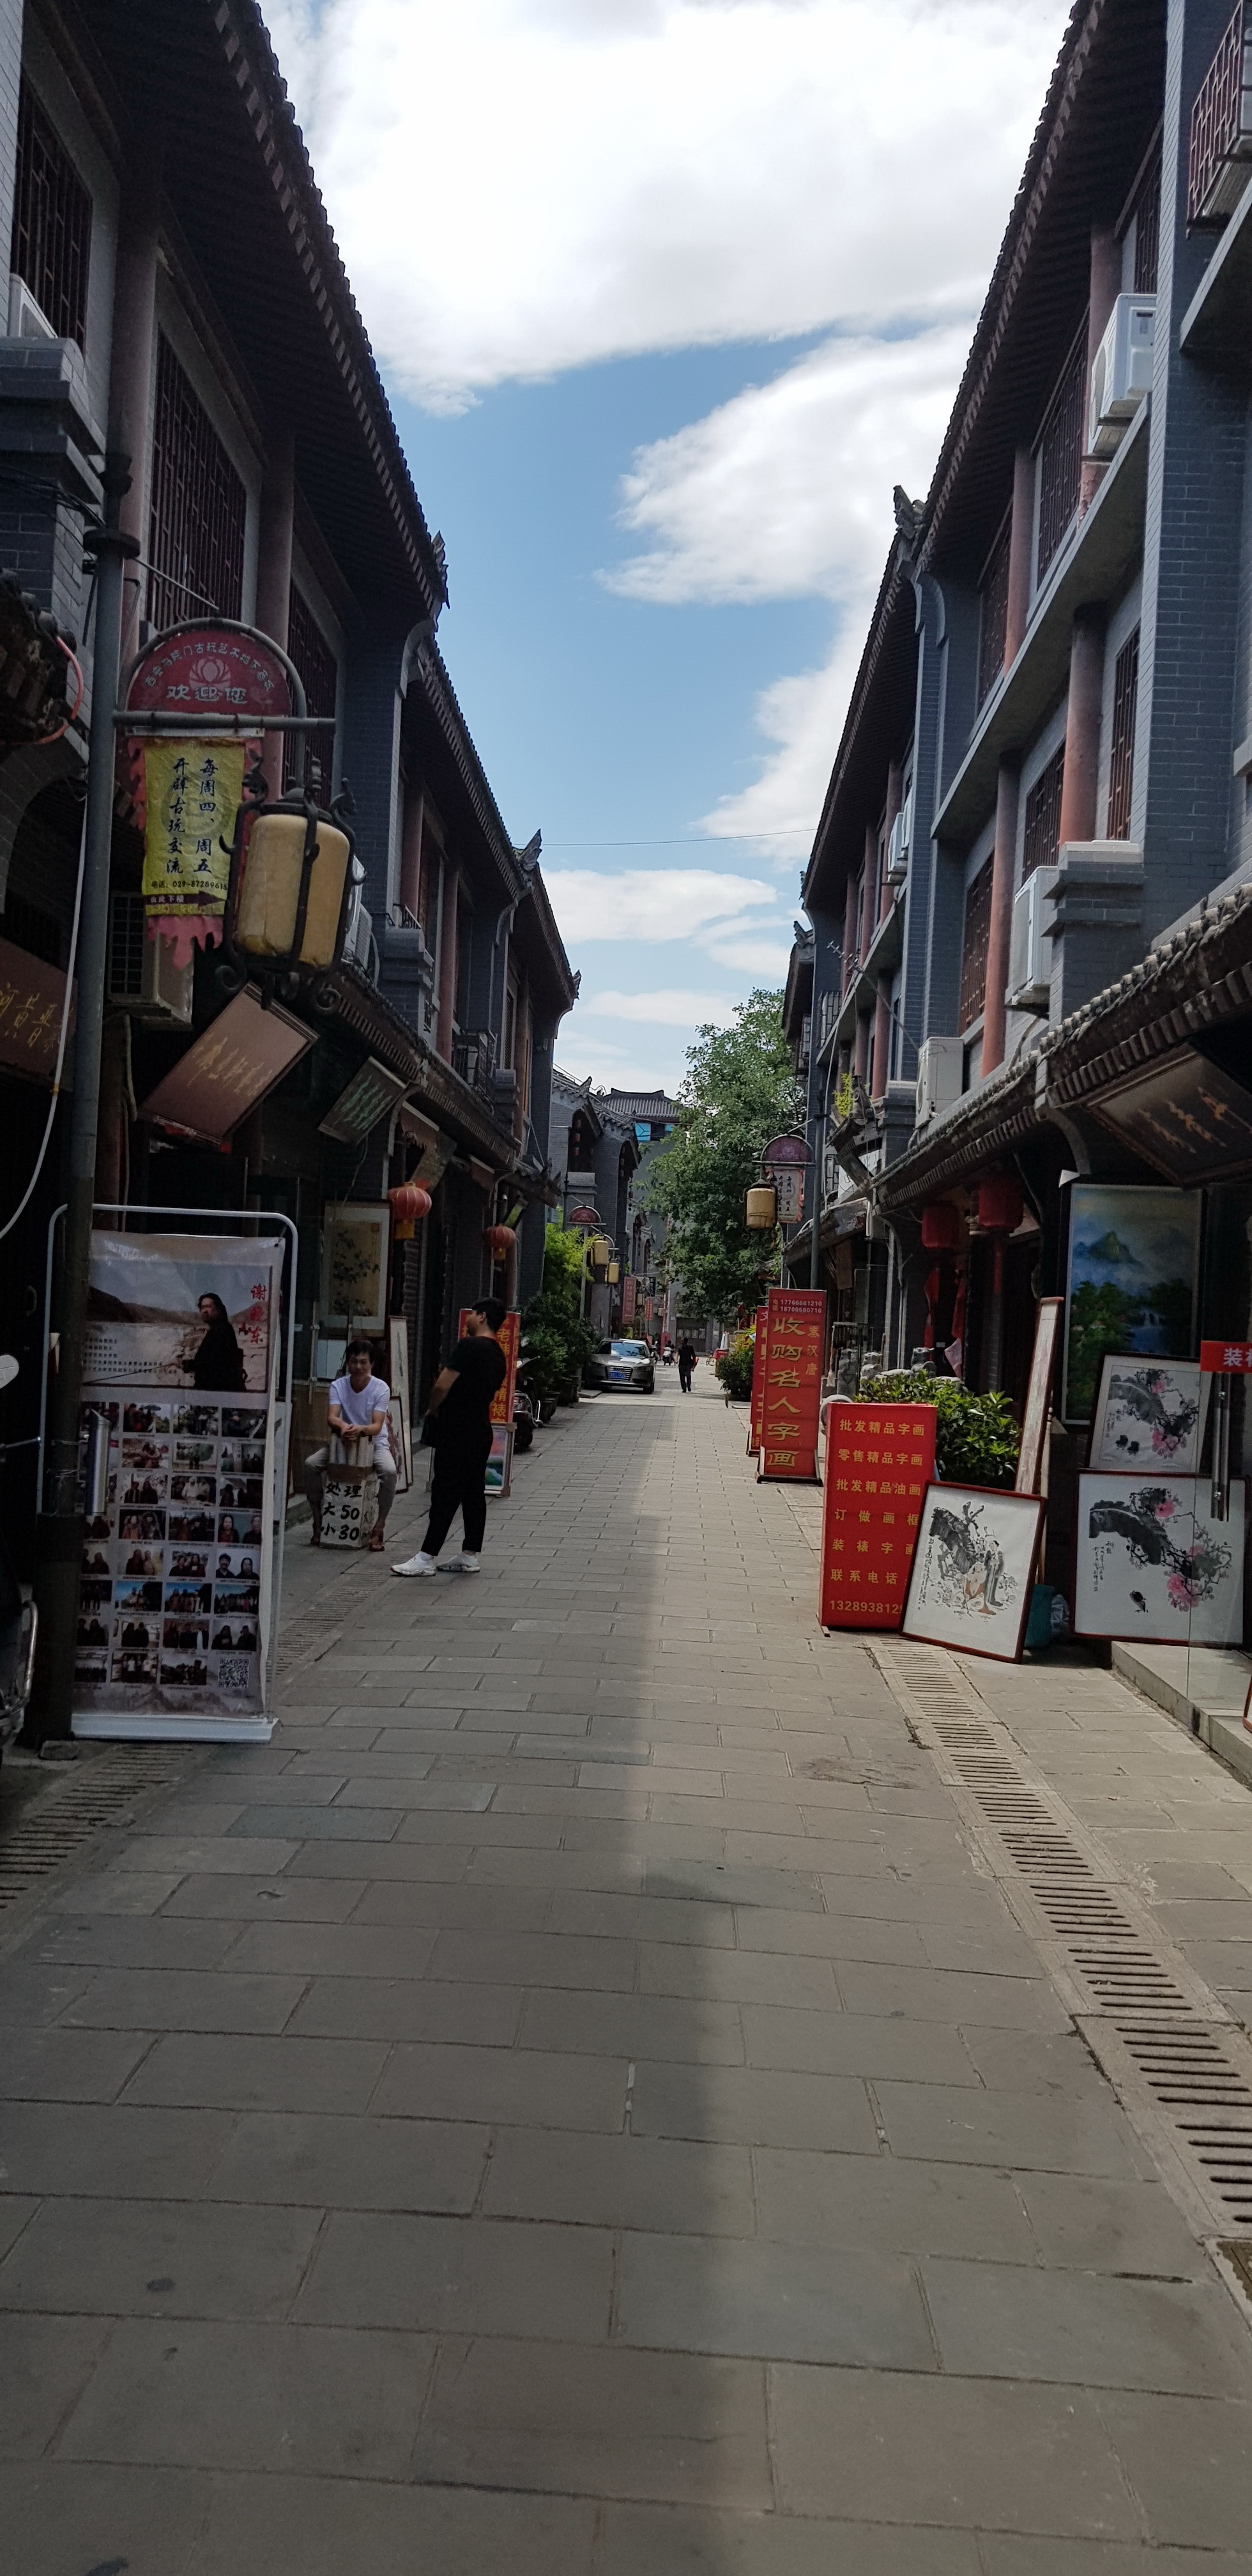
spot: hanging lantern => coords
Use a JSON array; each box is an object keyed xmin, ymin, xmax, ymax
[
  {"xmin": 590, "ymin": 1234, "xmax": 611, "ymax": 1268},
  {"xmin": 977, "ymin": 1172, "xmax": 1024, "ymax": 1235},
  {"xmin": 222, "ymin": 788, "xmax": 357, "ymax": 983},
  {"xmin": 484, "ymin": 1223, "xmax": 517, "ymax": 1255},
  {"xmin": 745, "ymin": 1184, "xmax": 777, "ymax": 1230},
  {"xmin": 920, "ymin": 1201, "xmax": 961, "ymax": 1252},
  {"xmin": 607, "ymin": 1261, "xmax": 620, "ymax": 1285},
  {"xmin": 388, "ymin": 1183, "xmax": 432, "ymax": 1225}
]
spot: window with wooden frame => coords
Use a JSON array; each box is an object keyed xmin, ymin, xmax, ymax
[
  {"xmin": 284, "ymin": 583, "xmax": 338, "ymax": 801},
  {"xmin": 10, "ymin": 79, "xmax": 91, "ymax": 349},
  {"xmin": 1132, "ymin": 146, "xmax": 1161, "ymax": 293},
  {"xmin": 147, "ymin": 334, "xmax": 247, "ymax": 630},
  {"xmin": 977, "ymin": 516, "xmax": 1012, "ymax": 706},
  {"xmin": 959, "ymin": 856, "xmax": 995, "ymax": 1032},
  {"xmin": 1035, "ymin": 326, "xmax": 1087, "ymax": 585},
  {"xmin": 1021, "ymin": 742, "xmax": 1066, "ymax": 880},
  {"xmin": 1105, "ymin": 628, "xmax": 1140, "ymax": 841}
]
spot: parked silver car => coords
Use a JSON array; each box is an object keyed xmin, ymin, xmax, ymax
[{"xmin": 588, "ymin": 1338, "xmax": 655, "ymax": 1393}]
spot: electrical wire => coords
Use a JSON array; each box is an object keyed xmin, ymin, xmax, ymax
[{"xmin": 0, "ymin": 792, "xmax": 86, "ymax": 1244}]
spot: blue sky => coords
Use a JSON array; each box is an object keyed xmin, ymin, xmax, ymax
[{"xmin": 269, "ymin": 0, "xmax": 1070, "ymax": 1091}]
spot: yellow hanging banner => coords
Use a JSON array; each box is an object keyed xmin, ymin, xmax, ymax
[{"xmin": 142, "ymin": 739, "xmax": 244, "ymax": 914}]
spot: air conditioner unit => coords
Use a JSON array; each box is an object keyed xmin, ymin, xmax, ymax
[
  {"xmin": 885, "ymin": 801, "xmax": 911, "ymax": 885},
  {"xmin": 6, "ymin": 273, "xmax": 55, "ymax": 339},
  {"xmin": 1087, "ymin": 294, "xmax": 1156, "ymax": 458},
  {"xmin": 915, "ymin": 1034, "xmax": 962, "ymax": 1124},
  {"xmin": 1007, "ymin": 865, "xmax": 1058, "ymax": 1011},
  {"xmin": 107, "ymin": 892, "xmax": 194, "ymax": 1024}
]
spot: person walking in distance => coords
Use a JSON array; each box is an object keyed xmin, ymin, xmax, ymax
[
  {"xmin": 393, "ymin": 1298, "xmax": 508, "ymax": 1578},
  {"xmin": 677, "ymin": 1337, "xmax": 696, "ymax": 1393}
]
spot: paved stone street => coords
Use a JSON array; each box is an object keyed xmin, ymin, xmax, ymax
[{"xmin": 6, "ymin": 1372, "xmax": 1252, "ymax": 2571}]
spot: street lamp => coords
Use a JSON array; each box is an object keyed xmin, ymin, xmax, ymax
[{"xmin": 219, "ymin": 770, "xmax": 359, "ymax": 998}]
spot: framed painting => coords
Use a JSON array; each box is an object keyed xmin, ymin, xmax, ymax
[
  {"xmin": 1074, "ymin": 1473, "xmax": 1244, "ymax": 1645},
  {"xmin": 319, "ymin": 1202, "xmax": 389, "ymax": 1333},
  {"xmin": 902, "ymin": 1483, "xmax": 1044, "ymax": 1662},
  {"xmin": 1088, "ymin": 1354, "xmax": 1208, "ymax": 1476},
  {"xmin": 1062, "ymin": 1185, "xmax": 1200, "ymax": 1425},
  {"xmin": 1015, "ymin": 1297, "xmax": 1063, "ymax": 1495}
]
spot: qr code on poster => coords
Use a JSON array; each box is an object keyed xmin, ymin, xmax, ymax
[{"xmin": 217, "ymin": 1656, "xmax": 251, "ymax": 1692}]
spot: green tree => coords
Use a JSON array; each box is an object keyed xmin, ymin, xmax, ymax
[
  {"xmin": 521, "ymin": 1225, "xmax": 596, "ymax": 1400},
  {"xmin": 644, "ymin": 990, "xmax": 800, "ymax": 1324}
]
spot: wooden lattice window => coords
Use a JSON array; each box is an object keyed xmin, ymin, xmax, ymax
[
  {"xmin": 959, "ymin": 857, "xmax": 994, "ymax": 1032},
  {"xmin": 10, "ymin": 79, "xmax": 91, "ymax": 348},
  {"xmin": 1022, "ymin": 743, "xmax": 1066, "ymax": 880},
  {"xmin": 284, "ymin": 583, "xmax": 338, "ymax": 799},
  {"xmin": 147, "ymin": 336, "xmax": 247, "ymax": 629},
  {"xmin": 1133, "ymin": 150, "xmax": 1161, "ymax": 292},
  {"xmin": 1106, "ymin": 629, "xmax": 1140, "ymax": 840},
  {"xmin": 1035, "ymin": 330, "xmax": 1087, "ymax": 583},
  {"xmin": 977, "ymin": 519, "xmax": 1012, "ymax": 705}
]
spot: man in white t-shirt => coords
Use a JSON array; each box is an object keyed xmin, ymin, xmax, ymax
[{"xmin": 304, "ymin": 1337, "xmax": 397, "ymax": 1551}]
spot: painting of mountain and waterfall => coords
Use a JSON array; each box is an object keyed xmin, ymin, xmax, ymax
[{"xmin": 1062, "ymin": 1186, "xmax": 1201, "ymax": 1423}]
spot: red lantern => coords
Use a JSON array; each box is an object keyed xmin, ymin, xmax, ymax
[
  {"xmin": 388, "ymin": 1183, "xmax": 432, "ymax": 1224},
  {"xmin": 920, "ymin": 1202, "xmax": 961, "ymax": 1252},
  {"xmin": 977, "ymin": 1173, "xmax": 1023, "ymax": 1234},
  {"xmin": 484, "ymin": 1224, "xmax": 517, "ymax": 1255}
]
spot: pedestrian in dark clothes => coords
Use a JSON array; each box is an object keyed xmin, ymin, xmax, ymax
[
  {"xmin": 678, "ymin": 1338, "xmax": 696, "ymax": 1392},
  {"xmin": 392, "ymin": 1297, "xmax": 508, "ymax": 1577}
]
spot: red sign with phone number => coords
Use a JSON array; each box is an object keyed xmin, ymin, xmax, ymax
[{"xmin": 819, "ymin": 1402, "xmax": 938, "ymax": 1630}]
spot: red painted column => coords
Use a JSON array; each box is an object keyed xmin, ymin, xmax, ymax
[
  {"xmin": 859, "ymin": 825, "xmax": 878, "ymax": 963},
  {"xmin": 1058, "ymin": 606, "xmax": 1106, "ymax": 849},
  {"xmin": 880, "ymin": 762, "xmax": 903, "ymax": 925},
  {"xmin": 842, "ymin": 872, "xmax": 858, "ymax": 995},
  {"xmin": 1004, "ymin": 446, "xmax": 1034, "ymax": 667},
  {"xmin": 870, "ymin": 973, "xmax": 892, "ymax": 1098},
  {"xmin": 436, "ymin": 859, "xmax": 459, "ymax": 1061},
  {"xmin": 1081, "ymin": 224, "xmax": 1122, "ymax": 513},
  {"xmin": 980, "ymin": 755, "xmax": 1020, "ymax": 1076}
]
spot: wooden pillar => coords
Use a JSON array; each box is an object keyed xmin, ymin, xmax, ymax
[
  {"xmin": 870, "ymin": 974, "xmax": 892, "ymax": 1099},
  {"xmin": 980, "ymin": 755, "xmax": 1020, "ymax": 1077},
  {"xmin": 1058, "ymin": 606, "xmax": 1105, "ymax": 849},
  {"xmin": 1004, "ymin": 445, "xmax": 1034, "ymax": 667},
  {"xmin": 436, "ymin": 857, "xmax": 459, "ymax": 1061},
  {"xmin": 398, "ymin": 780, "xmax": 424, "ymax": 924},
  {"xmin": 880, "ymin": 763, "xmax": 903, "ymax": 925},
  {"xmin": 859, "ymin": 825, "xmax": 877, "ymax": 963},
  {"xmin": 842, "ymin": 872, "xmax": 857, "ymax": 994},
  {"xmin": 1081, "ymin": 224, "xmax": 1122, "ymax": 512},
  {"xmin": 853, "ymin": 1010, "xmax": 871, "ymax": 1082},
  {"xmin": 107, "ymin": 163, "xmax": 162, "ymax": 671}
]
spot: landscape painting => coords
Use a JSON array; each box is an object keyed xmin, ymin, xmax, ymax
[{"xmin": 1062, "ymin": 1186, "xmax": 1200, "ymax": 1424}]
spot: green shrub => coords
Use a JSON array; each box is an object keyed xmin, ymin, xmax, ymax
[
  {"xmin": 859, "ymin": 1368, "xmax": 1019, "ymax": 1489},
  {"xmin": 521, "ymin": 1227, "xmax": 596, "ymax": 1400},
  {"xmin": 715, "ymin": 1331, "xmax": 756, "ymax": 1401}
]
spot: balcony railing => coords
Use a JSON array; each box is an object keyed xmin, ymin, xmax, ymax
[
  {"xmin": 1189, "ymin": 1, "xmax": 1252, "ymax": 226},
  {"xmin": 452, "ymin": 1029, "xmax": 496, "ymax": 1099}
]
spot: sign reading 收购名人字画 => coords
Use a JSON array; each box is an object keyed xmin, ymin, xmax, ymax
[
  {"xmin": 747, "ymin": 1303, "xmax": 768, "ymax": 1457},
  {"xmin": 757, "ymin": 1287, "xmax": 825, "ymax": 1480},
  {"xmin": 141, "ymin": 740, "xmax": 245, "ymax": 914},
  {"xmin": 820, "ymin": 1403, "xmax": 936, "ymax": 1630},
  {"xmin": 75, "ymin": 1233, "xmax": 286, "ymax": 1740}
]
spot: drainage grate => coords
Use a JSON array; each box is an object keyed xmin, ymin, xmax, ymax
[{"xmin": 0, "ymin": 1745, "xmax": 194, "ymax": 1910}]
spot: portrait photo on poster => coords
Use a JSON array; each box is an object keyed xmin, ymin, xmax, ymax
[
  {"xmin": 83, "ymin": 1233, "xmax": 282, "ymax": 1392},
  {"xmin": 1087, "ymin": 1354, "xmax": 1209, "ymax": 1476},
  {"xmin": 1074, "ymin": 1473, "xmax": 1245, "ymax": 1644},
  {"xmin": 903, "ymin": 1484, "xmax": 1044, "ymax": 1662}
]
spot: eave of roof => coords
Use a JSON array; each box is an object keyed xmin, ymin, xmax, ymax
[
  {"xmin": 513, "ymin": 861, "xmax": 579, "ymax": 1016},
  {"xmin": 802, "ymin": 552, "xmax": 915, "ymax": 912}
]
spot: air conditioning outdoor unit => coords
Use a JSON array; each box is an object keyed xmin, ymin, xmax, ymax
[
  {"xmin": 914, "ymin": 1034, "xmax": 962, "ymax": 1124},
  {"xmin": 1087, "ymin": 294, "xmax": 1156, "ymax": 458},
  {"xmin": 107, "ymin": 892, "xmax": 194, "ymax": 1024},
  {"xmin": 885, "ymin": 801, "xmax": 911, "ymax": 885},
  {"xmin": 6, "ymin": 273, "xmax": 55, "ymax": 339},
  {"xmin": 1007, "ymin": 865, "xmax": 1058, "ymax": 1011}
]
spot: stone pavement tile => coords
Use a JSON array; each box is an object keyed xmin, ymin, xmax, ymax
[
  {"xmin": 481, "ymin": 2125, "xmax": 754, "ymax": 2234},
  {"xmin": 874, "ymin": 2081, "xmax": 1149, "ymax": 2175},
  {"xmin": 0, "ymin": 2025, "xmax": 153, "ymax": 2101},
  {"xmin": 275, "ymin": 1842, "xmax": 468, "ymax": 1885},
  {"xmin": 489, "ymin": 1785, "xmax": 647, "ymax": 1822},
  {"xmin": 922, "ymin": 2257, "xmax": 1252, "ymax": 2393},
  {"xmin": 0, "ymin": 2312, "xmax": 112, "ymax": 2457},
  {"xmin": 294, "ymin": 2207, "xmax": 613, "ymax": 2338},
  {"xmin": 56, "ymin": 2318, "xmax": 435, "ymax": 2478},
  {"xmin": 0, "ymin": 2199, "xmax": 38, "ymax": 2262},
  {"xmin": 0, "ymin": 2460, "xmax": 209, "ymax": 2576},
  {"xmin": 548, "ymin": 1890, "xmax": 740, "ymax": 1947},
  {"xmin": 78, "ymin": 1836, "xmax": 300, "ymax": 1878},
  {"xmin": 638, "ymin": 1943, "xmax": 841, "ymax": 2009},
  {"xmin": 0, "ymin": 2196, "xmax": 319, "ymax": 2320},
  {"xmin": 426, "ymin": 1928, "xmax": 637, "ymax": 1991},
  {"xmin": 132, "ymin": 1802, "xmax": 245, "ymax": 1836},
  {"xmin": 740, "ymin": 2004, "xmax": 977, "ymax": 2085},
  {"xmin": 222, "ymin": 1920, "xmax": 437, "ymax": 1979},
  {"xmin": 411, "ymin": 2334, "xmax": 771, "ymax": 2506},
  {"xmin": 1174, "ymin": 1942, "xmax": 1252, "ymax": 1991},
  {"xmin": 645, "ymin": 1862, "xmax": 826, "ymax": 1913},
  {"xmin": 595, "ymin": 2504, "xmax": 981, "ymax": 2573},
  {"xmin": 372, "ymin": 2038, "xmax": 627, "ymax": 2130},
  {"xmin": 289, "ymin": 1974, "xmax": 522, "ymax": 2047},
  {"xmin": 175, "ymin": 1772, "xmax": 351, "ymax": 1806},
  {"xmin": 348, "ymin": 1877, "xmax": 549, "ymax": 1931},
  {"xmin": 36, "ymin": 1914, "xmax": 244, "ymax": 1970},
  {"xmin": 771, "ymin": 2365, "xmax": 1138, "ymax": 2535},
  {"xmin": 463, "ymin": 1846, "xmax": 652, "ymax": 1894},
  {"xmin": 185, "ymin": 2472, "xmax": 595, "ymax": 2576},
  {"xmin": 158, "ymin": 1873, "xmax": 368, "ymax": 1921},
  {"xmin": 615, "ymin": 2231, "xmax": 935, "ymax": 2368},
  {"xmin": 956, "ymin": 2028, "xmax": 1114, "ymax": 2096},
  {"xmin": 1097, "ymin": 2391, "xmax": 1252, "ymax": 2549},
  {"xmin": 1155, "ymin": 1901, "xmax": 1252, "ymax": 1940},
  {"xmin": 835, "ymin": 1961, "xmax": 1068, "ymax": 2031},
  {"xmin": 630, "ymin": 2061, "xmax": 878, "ymax": 2154},
  {"xmin": 226, "ymin": 1804, "xmax": 404, "ymax": 1841},
  {"xmin": 560, "ymin": 1817, "xmax": 728, "ymax": 1860},
  {"xmin": 0, "ymin": 2101, "xmax": 235, "ymax": 2198},
  {"xmin": 206, "ymin": 2108, "xmax": 487, "ymax": 2211},
  {"xmin": 1016, "ymin": 2172, "xmax": 1210, "ymax": 2277},
  {"xmin": 754, "ymin": 2145, "xmax": 1037, "ymax": 2259},
  {"xmin": 121, "ymin": 2032, "xmax": 389, "ymax": 2115},
  {"xmin": 62, "ymin": 1968, "xmax": 308, "ymax": 2035},
  {"xmin": 43, "ymin": 1871, "xmax": 188, "ymax": 1916},
  {"xmin": 981, "ymin": 2541, "xmax": 1252, "ymax": 2575},
  {"xmin": 919, "ymin": 1923, "xmax": 1047, "ymax": 1975},
  {"xmin": 519, "ymin": 1989, "xmax": 745, "ymax": 2066}
]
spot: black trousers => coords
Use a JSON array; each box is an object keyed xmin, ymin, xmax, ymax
[
  {"xmin": 422, "ymin": 1432, "xmax": 491, "ymax": 1556},
  {"xmin": 678, "ymin": 1363, "xmax": 692, "ymax": 1391}
]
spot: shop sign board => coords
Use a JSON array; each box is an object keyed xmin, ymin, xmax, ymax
[
  {"xmin": 0, "ymin": 935, "xmax": 73, "ymax": 1083},
  {"xmin": 141, "ymin": 739, "xmax": 244, "ymax": 915},
  {"xmin": 758, "ymin": 1287, "xmax": 825, "ymax": 1480},
  {"xmin": 319, "ymin": 1057, "xmax": 409, "ymax": 1143},
  {"xmin": 1092, "ymin": 1046, "xmax": 1252, "ymax": 1186},
  {"xmin": 747, "ymin": 1304, "xmax": 768, "ymax": 1457},
  {"xmin": 820, "ymin": 1402, "xmax": 936, "ymax": 1629},
  {"xmin": 1201, "ymin": 1341, "xmax": 1252, "ymax": 1374},
  {"xmin": 774, "ymin": 1168, "xmax": 804, "ymax": 1223},
  {"xmin": 136, "ymin": 988, "xmax": 312, "ymax": 1142},
  {"xmin": 75, "ymin": 1230, "xmax": 285, "ymax": 1739}
]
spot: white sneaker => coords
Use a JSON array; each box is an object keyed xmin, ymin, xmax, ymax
[
  {"xmin": 439, "ymin": 1551, "xmax": 480, "ymax": 1574},
  {"xmin": 392, "ymin": 1549, "xmax": 438, "ymax": 1577}
]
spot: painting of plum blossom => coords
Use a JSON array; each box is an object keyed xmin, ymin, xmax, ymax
[
  {"xmin": 1088, "ymin": 1356, "xmax": 1208, "ymax": 1476},
  {"xmin": 1075, "ymin": 1475, "xmax": 1244, "ymax": 1644}
]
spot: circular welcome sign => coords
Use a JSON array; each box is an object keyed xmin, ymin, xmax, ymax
[{"xmin": 125, "ymin": 624, "xmax": 292, "ymax": 719}]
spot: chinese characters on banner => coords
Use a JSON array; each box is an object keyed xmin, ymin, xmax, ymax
[
  {"xmin": 747, "ymin": 1304, "xmax": 768, "ymax": 1456},
  {"xmin": 142, "ymin": 740, "xmax": 244, "ymax": 915},
  {"xmin": 1200, "ymin": 1342, "xmax": 1252, "ymax": 1374},
  {"xmin": 758, "ymin": 1287, "xmax": 825, "ymax": 1480},
  {"xmin": 820, "ymin": 1402, "xmax": 937, "ymax": 1630},
  {"xmin": 460, "ymin": 1308, "xmax": 520, "ymax": 1424}
]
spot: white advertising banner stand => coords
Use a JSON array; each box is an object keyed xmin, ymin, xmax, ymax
[{"xmin": 42, "ymin": 1204, "xmax": 298, "ymax": 1744}]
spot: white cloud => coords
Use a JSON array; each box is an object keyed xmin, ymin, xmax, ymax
[
  {"xmin": 697, "ymin": 930, "xmax": 795, "ymax": 977},
  {"xmin": 702, "ymin": 624, "xmax": 873, "ymax": 849},
  {"xmin": 542, "ymin": 866, "xmax": 778, "ymax": 942},
  {"xmin": 585, "ymin": 987, "xmax": 740, "ymax": 1023},
  {"xmin": 266, "ymin": 0, "xmax": 1068, "ymax": 408}
]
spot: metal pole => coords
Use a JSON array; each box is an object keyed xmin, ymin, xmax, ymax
[{"xmin": 29, "ymin": 457, "xmax": 140, "ymax": 1746}]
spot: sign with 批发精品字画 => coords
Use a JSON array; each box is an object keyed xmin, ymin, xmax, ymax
[{"xmin": 820, "ymin": 1402, "xmax": 936, "ymax": 1629}]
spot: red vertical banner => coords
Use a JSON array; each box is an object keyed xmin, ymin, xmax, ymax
[
  {"xmin": 747, "ymin": 1304, "xmax": 768, "ymax": 1456},
  {"xmin": 820, "ymin": 1401, "xmax": 937, "ymax": 1629},
  {"xmin": 758, "ymin": 1287, "xmax": 826, "ymax": 1480},
  {"xmin": 458, "ymin": 1308, "xmax": 519, "ymax": 1424}
]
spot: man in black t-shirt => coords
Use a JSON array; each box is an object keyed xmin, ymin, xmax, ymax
[{"xmin": 393, "ymin": 1296, "xmax": 508, "ymax": 1577}]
